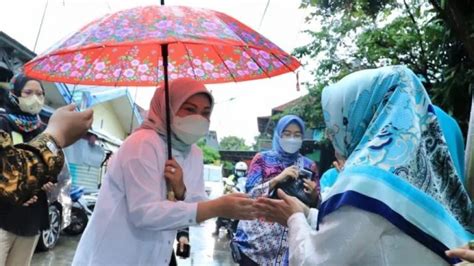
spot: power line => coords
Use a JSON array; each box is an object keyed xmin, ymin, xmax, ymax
[
  {"xmin": 106, "ymin": 0, "xmax": 112, "ymax": 12},
  {"xmin": 258, "ymin": 0, "xmax": 271, "ymax": 30},
  {"xmin": 34, "ymin": 0, "xmax": 49, "ymax": 52}
]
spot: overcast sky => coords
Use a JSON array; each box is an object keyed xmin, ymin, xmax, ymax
[{"xmin": 0, "ymin": 0, "xmax": 314, "ymax": 145}]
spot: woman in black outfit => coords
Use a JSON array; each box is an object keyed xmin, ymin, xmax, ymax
[{"xmin": 0, "ymin": 73, "xmax": 54, "ymax": 266}]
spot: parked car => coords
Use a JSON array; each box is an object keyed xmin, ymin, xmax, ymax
[
  {"xmin": 36, "ymin": 163, "xmax": 72, "ymax": 251},
  {"xmin": 203, "ymin": 164, "xmax": 224, "ymax": 200}
]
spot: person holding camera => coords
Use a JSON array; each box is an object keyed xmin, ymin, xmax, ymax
[{"xmin": 232, "ymin": 115, "xmax": 319, "ymax": 266}]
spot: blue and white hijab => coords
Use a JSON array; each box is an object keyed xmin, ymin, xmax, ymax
[
  {"xmin": 271, "ymin": 114, "xmax": 305, "ymax": 166},
  {"xmin": 320, "ymin": 65, "xmax": 473, "ymax": 264}
]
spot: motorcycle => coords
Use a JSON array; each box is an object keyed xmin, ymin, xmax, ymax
[{"xmin": 63, "ymin": 186, "xmax": 96, "ymax": 235}]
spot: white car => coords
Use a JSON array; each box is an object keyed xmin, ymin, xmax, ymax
[{"xmin": 203, "ymin": 164, "xmax": 224, "ymax": 200}]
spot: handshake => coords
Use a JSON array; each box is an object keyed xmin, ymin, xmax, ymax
[{"xmin": 212, "ymin": 188, "xmax": 313, "ymax": 228}]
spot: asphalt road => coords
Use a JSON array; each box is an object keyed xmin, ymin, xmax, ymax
[{"xmin": 32, "ymin": 219, "xmax": 237, "ymax": 266}]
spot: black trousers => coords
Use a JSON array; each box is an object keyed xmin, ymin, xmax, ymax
[{"xmin": 169, "ymin": 252, "xmax": 177, "ymax": 266}]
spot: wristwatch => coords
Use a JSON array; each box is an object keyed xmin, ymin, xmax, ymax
[{"xmin": 46, "ymin": 138, "xmax": 59, "ymax": 155}]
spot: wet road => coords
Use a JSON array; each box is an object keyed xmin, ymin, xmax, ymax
[{"xmin": 32, "ymin": 219, "xmax": 237, "ymax": 266}]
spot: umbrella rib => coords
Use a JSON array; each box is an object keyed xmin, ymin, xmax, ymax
[
  {"xmin": 269, "ymin": 51, "xmax": 298, "ymax": 74},
  {"xmin": 213, "ymin": 12, "xmax": 248, "ymax": 46},
  {"xmin": 241, "ymin": 46, "xmax": 271, "ymax": 79},
  {"xmin": 155, "ymin": 42, "xmax": 160, "ymax": 86},
  {"xmin": 113, "ymin": 51, "xmax": 127, "ymax": 87},
  {"xmin": 70, "ymin": 45, "xmax": 108, "ymax": 103},
  {"xmin": 181, "ymin": 42, "xmax": 198, "ymax": 80},
  {"xmin": 210, "ymin": 44, "xmax": 237, "ymax": 82}
]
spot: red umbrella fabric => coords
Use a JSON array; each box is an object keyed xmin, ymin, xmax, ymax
[{"xmin": 24, "ymin": 5, "xmax": 300, "ymax": 86}]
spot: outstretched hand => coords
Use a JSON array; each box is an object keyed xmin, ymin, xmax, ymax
[
  {"xmin": 45, "ymin": 104, "xmax": 93, "ymax": 148},
  {"xmin": 445, "ymin": 245, "xmax": 474, "ymax": 263},
  {"xmin": 218, "ymin": 193, "xmax": 258, "ymax": 220},
  {"xmin": 255, "ymin": 189, "xmax": 307, "ymax": 226}
]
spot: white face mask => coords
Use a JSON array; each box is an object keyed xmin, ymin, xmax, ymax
[
  {"xmin": 18, "ymin": 95, "xmax": 44, "ymax": 115},
  {"xmin": 235, "ymin": 171, "xmax": 245, "ymax": 177},
  {"xmin": 279, "ymin": 137, "xmax": 303, "ymax": 154},
  {"xmin": 172, "ymin": 114, "xmax": 210, "ymax": 145}
]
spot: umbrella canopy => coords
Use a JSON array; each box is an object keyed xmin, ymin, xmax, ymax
[
  {"xmin": 24, "ymin": 5, "xmax": 302, "ymax": 201},
  {"xmin": 24, "ymin": 5, "xmax": 300, "ymax": 86}
]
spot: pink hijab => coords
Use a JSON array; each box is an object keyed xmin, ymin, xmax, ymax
[{"xmin": 138, "ymin": 78, "xmax": 214, "ymax": 155}]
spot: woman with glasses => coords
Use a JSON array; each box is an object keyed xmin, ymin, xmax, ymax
[{"xmin": 232, "ymin": 115, "xmax": 319, "ymax": 266}]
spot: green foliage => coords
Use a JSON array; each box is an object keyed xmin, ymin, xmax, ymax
[
  {"xmin": 222, "ymin": 160, "xmax": 235, "ymax": 177},
  {"xmin": 296, "ymin": 0, "xmax": 474, "ymax": 134},
  {"xmin": 219, "ymin": 136, "xmax": 252, "ymax": 151},
  {"xmin": 285, "ymin": 83, "xmax": 325, "ymax": 129},
  {"xmin": 197, "ymin": 138, "xmax": 220, "ymax": 164}
]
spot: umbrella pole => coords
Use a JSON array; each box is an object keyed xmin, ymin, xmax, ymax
[
  {"xmin": 162, "ymin": 44, "xmax": 172, "ymax": 160},
  {"xmin": 162, "ymin": 43, "xmax": 175, "ymax": 201}
]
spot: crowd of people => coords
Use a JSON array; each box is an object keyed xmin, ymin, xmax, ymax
[{"xmin": 0, "ymin": 65, "xmax": 473, "ymax": 266}]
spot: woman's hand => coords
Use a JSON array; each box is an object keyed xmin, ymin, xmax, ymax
[
  {"xmin": 164, "ymin": 158, "xmax": 186, "ymax": 200},
  {"xmin": 178, "ymin": 236, "xmax": 189, "ymax": 256},
  {"xmin": 255, "ymin": 189, "xmax": 308, "ymax": 226},
  {"xmin": 445, "ymin": 245, "xmax": 474, "ymax": 262},
  {"xmin": 270, "ymin": 166, "xmax": 299, "ymax": 188},
  {"xmin": 23, "ymin": 195, "xmax": 38, "ymax": 206},
  {"xmin": 219, "ymin": 193, "xmax": 258, "ymax": 220},
  {"xmin": 303, "ymin": 179, "xmax": 317, "ymax": 193},
  {"xmin": 333, "ymin": 159, "xmax": 345, "ymax": 172},
  {"xmin": 303, "ymin": 179, "xmax": 319, "ymax": 202},
  {"xmin": 42, "ymin": 182, "xmax": 55, "ymax": 193},
  {"xmin": 44, "ymin": 104, "xmax": 93, "ymax": 148},
  {"xmin": 22, "ymin": 182, "xmax": 55, "ymax": 206}
]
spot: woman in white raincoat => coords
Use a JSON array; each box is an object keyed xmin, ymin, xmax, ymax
[{"xmin": 72, "ymin": 78, "xmax": 257, "ymax": 266}]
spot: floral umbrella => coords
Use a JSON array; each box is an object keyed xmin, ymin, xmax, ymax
[
  {"xmin": 24, "ymin": 5, "xmax": 300, "ymax": 170},
  {"xmin": 24, "ymin": 5, "xmax": 300, "ymax": 86},
  {"xmin": 24, "ymin": 5, "xmax": 301, "ymax": 200}
]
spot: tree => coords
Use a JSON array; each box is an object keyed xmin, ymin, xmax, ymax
[
  {"xmin": 219, "ymin": 136, "xmax": 251, "ymax": 151},
  {"xmin": 295, "ymin": 0, "xmax": 473, "ymax": 135},
  {"xmin": 197, "ymin": 139, "xmax": 220, "ymax": 164},
  {"xmin": 297, "ymin": 0, "xmax": 474, "ymax": 197}
]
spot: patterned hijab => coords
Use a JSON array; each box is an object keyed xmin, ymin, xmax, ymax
[
  {"xmin": 270, "ymin": 114, "xmax": 305, "ymax": 166},
  {"xmin": 320, "ymin": 65, "xmax": 473, "ymax": 263},
  {"xmin": 5, "ymin": 73, "xmax": 45, "ymax": 133},
  {"xmin": 138, "ymin": 78, "xmax": 213, "ymax": 156}
]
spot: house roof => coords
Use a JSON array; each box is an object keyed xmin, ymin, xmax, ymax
[
  {"xmin": 219, "ymin": 150, "xmax": 257, "ymax": 163},
  {"xmin": 0, "ymin": 31, "xmax": 36, "ymax": 61},
  {"xmin": 272, "ymin": 96, "xmax": 303, "ymax": 114},
  {"xmin": 256, "ymin": 97, "xmax": 304, "ymax": 135},
  {"xmin": 257, "ymin": 116, "xmax": 270, "ymax": 134},
  {"xmin": 0, "ymin": 32, "xmax": 141, "ymax": 140},
  {"xmin": 67, "ymin": 85, "xmax": 143, "ymax": 135}
]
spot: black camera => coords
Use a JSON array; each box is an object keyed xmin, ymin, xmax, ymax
[{"xmin": 269, "ymin": 168, "xmax": 318, "ymax": 208}]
